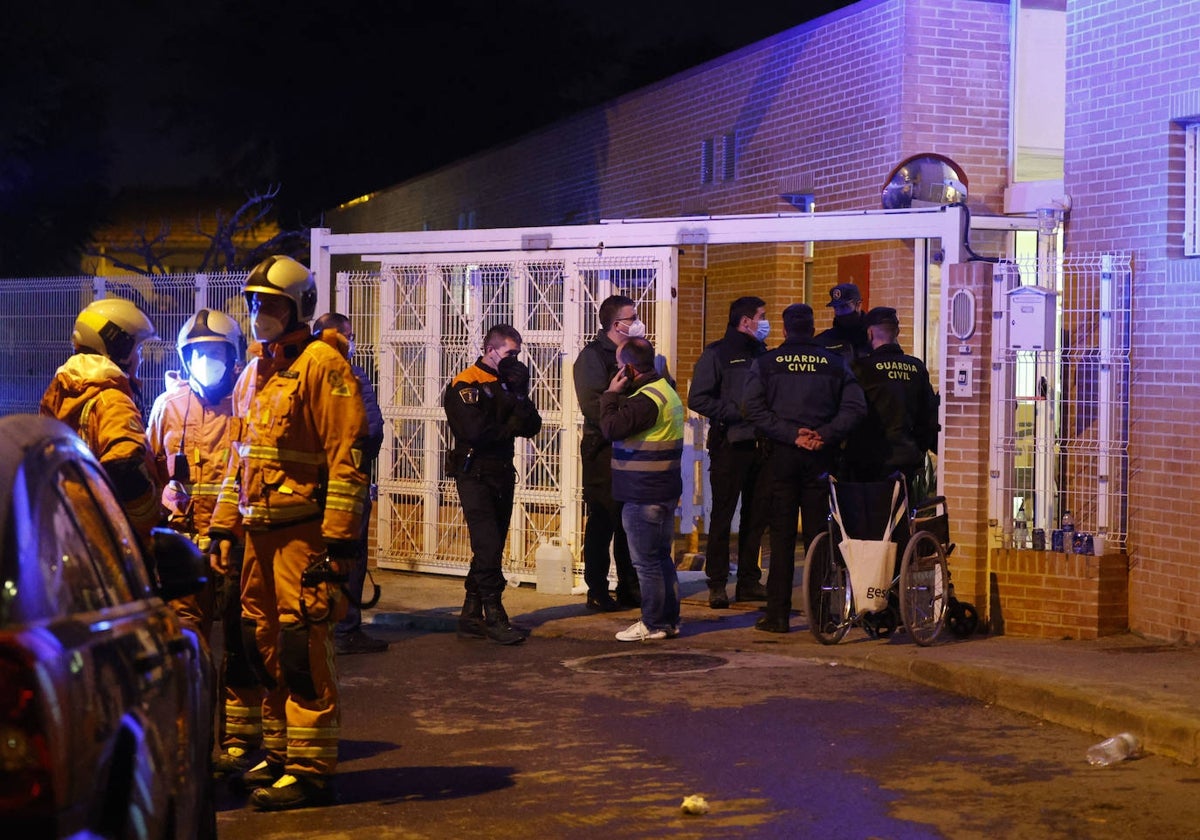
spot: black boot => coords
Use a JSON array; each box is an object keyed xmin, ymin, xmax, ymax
[
  {"xmin": 481, "ymin": 595, "xmax": 526, "ymax": 645},
  {"xmin": 457, "ymin": 593, "xmax": 486, "ymax": 640}
]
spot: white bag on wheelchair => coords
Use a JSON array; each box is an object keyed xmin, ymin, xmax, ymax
[
  {"xmin": 840, "ymin": 538, "xmax": 896, "ymax": 614},
  {"xmin": 829, "ymin": 477, "xmax": 906, "ymax": 615}
]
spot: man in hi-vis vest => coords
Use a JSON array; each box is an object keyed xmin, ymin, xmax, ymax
[{"xmin": 599, "ymin": 336, "xmax": 684, "ymax": 642}]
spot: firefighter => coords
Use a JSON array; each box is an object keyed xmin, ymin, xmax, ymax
[
  {"xmin": 146, "ymin": 309, "xmax": 263, "ymax": 776},
  {"xmin": 40, "ymin": 298, "xmax": 162, "ymax": 543},
  {"xmin": 208, "ymin": 255, "xmax": 371, "ymax": 811}
]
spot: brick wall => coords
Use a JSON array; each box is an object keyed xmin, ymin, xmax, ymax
[
  {"xmin": 990, "ymin": 549, "xmax": 1129, "ymax": 640},
  {"xmin": 1065, "ymin": 0, "xmax": 1200, "ymax": 641}
]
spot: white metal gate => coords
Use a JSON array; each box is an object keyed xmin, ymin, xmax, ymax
[{"xmin": 344, "ymin": 248, "xmax": 677, "ymax": 582}]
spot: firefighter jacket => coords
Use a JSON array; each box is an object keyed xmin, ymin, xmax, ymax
[
  {"xmin": 146, "ymin": 371, "xmax": 239, "ymax": 547},
  {"xmin": 687, "ymin": 327, "xmax": 768, "ymax": 446},
  {"xmin": 846, "ymin": 343, "xmax": 939, "ymax": 475},
  {"xmin": 443, "ymin": 358, "xmax": 542, "ymax": 473},
  {"xmin": 40, "ymin": 352, "xmax": 162, "ymax": 540},
  {"xmin": 743, "ymin": 337, "xmax": 867, "ymax": 450},
  {"xmin": 599, "ymin": 374, "xmax": 684, "ymax": 504},
  {"xmin": 209, "ymin": 327, "xmax": 370, "ymax": 545}
]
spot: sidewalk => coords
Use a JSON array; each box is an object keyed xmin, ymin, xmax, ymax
[{"xmin": 364, "ymin": 568, "xmax": 1200, "ymax": 766}]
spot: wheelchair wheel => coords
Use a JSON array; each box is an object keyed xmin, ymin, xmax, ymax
[
  {"xmin": 801, "ymin": 531, "xmax": 852, "ymax": 645},
  {"xmin": 946, "ymin": 598, "xmax": 980, "ymax": 639},
  {"xmin": 898, "ymin": 530, "xmax": 949, "ymax": 646}
]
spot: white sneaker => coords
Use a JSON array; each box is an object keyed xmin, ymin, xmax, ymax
[{"xmin": 615, "ymin": 620, "xmax": 667, "ymax": 642}]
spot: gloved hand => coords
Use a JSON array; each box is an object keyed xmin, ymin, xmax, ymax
[{"xmin": 497, "ymin": 355, "xmax": 530, "ymax": 398}]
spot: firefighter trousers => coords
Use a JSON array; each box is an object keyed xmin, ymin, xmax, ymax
[{"xmin": 241, "ymin": 519, "xmax": 343, "ymax": 777}]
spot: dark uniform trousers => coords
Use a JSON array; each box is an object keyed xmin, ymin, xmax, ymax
[
  {"xmin": 705, "ymin": 438, "xmax": 770, "ymax": 586},
  {"xmin": 580, "ymin": 433, "xmax": 637, "ymax": 598},
  {"xmin": 764, "ymin": 445, "xmax": 835, "ymax": 618},
  {"xmin": 456, "ymin": 459, "xmax": 517, "ymax": 598}
]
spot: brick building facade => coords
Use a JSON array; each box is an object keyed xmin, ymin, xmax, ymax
[{"xmin": 326, "ymin": 0, "xmax": 1200, "ymax": 643}]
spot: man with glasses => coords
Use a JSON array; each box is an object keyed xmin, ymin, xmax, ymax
[{"xmin": 572, "ymin": 295, "xmax": 646, "ymax": 612}]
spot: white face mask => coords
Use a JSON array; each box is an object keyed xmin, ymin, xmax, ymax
[
  {"xmin": 189, "ymin": 352, "xmax": 227, "ymax": 389},
  {"xmin": 754, "ymin": 319, "xmax": 770, "ymax": 342},
  {"xmin": 623, "ymin": 318, "xmax": 647, "ymax": 339},
  {"xmin": 252, "ymin": 312, "xmax": 286, "ymax": 343}
]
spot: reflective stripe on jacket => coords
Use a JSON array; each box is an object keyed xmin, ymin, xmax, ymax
[
  {"xmin": 610, "ymin": 377, "xmax": 684, "ymax": 504},
  {"xmin": 210, "ymin": 329, "xmax": 369, "ymax": 539},
  {"xmin": 146, "ymin": 372, "xmax": 237, "ymax": 539}
]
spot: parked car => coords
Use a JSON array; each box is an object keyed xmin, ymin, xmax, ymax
[{"xmin": 0, "ymin": 415, "xmax": 216, "ymax": 839}]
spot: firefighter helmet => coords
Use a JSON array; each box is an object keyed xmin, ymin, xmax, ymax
[
  {"xmin": 176, "ymin": 309, "xmax": 245, "ymax": 373},
  {"xmin": 72, "ymin": 298, "xmax": 156, "ymax": 367},
  {"xmin": 243, "ymin": 255, "xmax": 317, "ymax": 324}
]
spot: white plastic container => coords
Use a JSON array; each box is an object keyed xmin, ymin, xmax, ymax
[{"xmin": 535, "ymin": 538, "xmax": 575, "ymax": 595}]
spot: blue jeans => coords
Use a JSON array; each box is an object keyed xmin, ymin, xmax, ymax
[{"xmin": 621, "ymin": 502, "xmax": 680, "ymax": 631}]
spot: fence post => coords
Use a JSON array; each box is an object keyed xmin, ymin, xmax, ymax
[{"xmin": 195, "ymin": 273, "xmax": 209, "ymax": 312}]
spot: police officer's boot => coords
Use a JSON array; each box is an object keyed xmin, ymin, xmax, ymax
[
  {"xmin": 457, "ymin": 593, "xmax": 486, "ymax": 640},
  {"xmin": 481, "ymin": 594, "xmax": 526, "ymax": 645}
]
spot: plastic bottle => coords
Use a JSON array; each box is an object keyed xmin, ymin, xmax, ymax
[
  {"xmin": 1013, "ymin": 502, "xmax": 1028, "ymax": 549},
  {"xmin": 1086, "ymin": 732, "xmax": 1140, "ymax": 766},
  {"xmin": 1060, "ymin": 509, "xmax": 1075, "ymax": 550}
]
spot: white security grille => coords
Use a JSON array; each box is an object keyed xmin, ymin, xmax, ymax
[
  {"xmin": 989, "ymin": 253, "xmax": 1131, "ymax": 552},
  {"xmin": 353, "ymin": 249, "xmax": 677, "ymax": 581}
]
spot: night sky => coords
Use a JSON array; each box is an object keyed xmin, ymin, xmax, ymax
[{"xmin": 3, "ymin": 1, "xmax": 854, "ymax": 238}]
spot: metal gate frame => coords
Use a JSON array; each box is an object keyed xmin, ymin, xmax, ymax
[
  {"xmin": 311, "ymin": 206, "xmax": 1048, "ymax": 584},
  {"xmin": 355, "ymin": 248, "xmax": 677, "ymax": 583}
]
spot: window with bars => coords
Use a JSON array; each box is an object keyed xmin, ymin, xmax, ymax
[
  {"xmin": 1186, "ymin": 122, "xmax": 1199, "ymax": 256},
  {"xmin": 699, "ymin": 138, "xmax": 714, "ymax": 184}
]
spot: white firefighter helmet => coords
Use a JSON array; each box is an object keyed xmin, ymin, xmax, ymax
[
  {"xmin": 176, "ymin": 309, "xmax": 245, "ymax": 372},
  {"xmin": 243, "ymin": 255, "xmax": 317, "ymax": 324},
  {"xmin": 72, "ymin": 298, "xmax": 156, "ymax": 367}
]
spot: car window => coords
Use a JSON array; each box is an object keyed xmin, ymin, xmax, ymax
[
  {"xmin": 73, "ymin": 460, "xmax": 152, "ymax": 600},
  {"xmin": 41, "ymin": 461, "xmax": 148, "ymax": 614},
  {"xmin": 41, "ymin": 465, "xmax": 112, "ymax": 614}
]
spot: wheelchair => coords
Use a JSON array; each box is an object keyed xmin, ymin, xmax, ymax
[{"xmin": 800, "ymin": 473, "xmax": 978, "ymax": 646}]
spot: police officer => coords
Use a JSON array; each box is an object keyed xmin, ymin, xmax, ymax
[
  {"xmin": 146, "ymin": 309, "xmax": 262, "ymax": 775},
  {"xmin": 815, "ymin": 282, "xmax": 871, "ymax": 361},
  {"xmin": 687, "ymin": 296, "xmax": 770, "ymax": 608},
  {"xmin": 444, "ymin": 324, "xmax": 542, "ymax": 645},
  {"xmin": 40, "ymin": 298, "xmax": 162, "ymax": 542},
  {"xmin": 313, "ymin": 312, "xmax": 388, "ymax": 656},
  {"xmin": 744, "ymin": 303, "xmax": 866, "ymax": 633},
  {"xmin": 572, "ymin": 295, "xmax": 643, "ymax": 612},
  {"xmin": 209, "ymin": 255, "xmax": 371, "ymax": 810},
  {"xmin": 845, "ymin": 306, "xmax": 939, "ymax": 502}
]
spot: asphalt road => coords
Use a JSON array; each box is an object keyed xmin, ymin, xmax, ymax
[{"xmin": 214, "ymin": 628, "xmax": 1200, "ymax": 839}]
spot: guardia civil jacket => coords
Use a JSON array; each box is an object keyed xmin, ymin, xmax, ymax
[{"xmin": 209, "ymin": 327, "xmax": 369, "ymax": 544}]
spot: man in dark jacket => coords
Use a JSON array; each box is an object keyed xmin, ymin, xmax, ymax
[
  {"xmin": 744, "ymin": 303, "xmax": 866, "ymax": 633},
  {"xmin": 815, "ymin": 282, "xmax": 871, "ymax": 361},
  {"xmin": 313, "ymin": 312, "xmax": 389, "ymax": 655},
  {"xmin": 444, "ymin": 324, "xmax": 542, "ymax": 645},
  {"xmin": 687, "ymin": 296, "xmax": 770, "ymax": 608},
  {"xmin": 571, "ymin": 295, "xmax": 643, "ymax": 611},
  {"xmin": 845, "ymin": 307, "xmax": 939, "ymax": 502},
  {"xmin": 599, "ymin": 337, "xmax": 684, "ymax": 642}
]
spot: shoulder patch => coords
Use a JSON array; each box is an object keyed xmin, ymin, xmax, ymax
[
  {"xmin": 458, "ymin": 386, "xmax": 480, "ymax": 405},
  {"xmin": 328, "ymin": 368, "xmax": 352, "ymax": 397}
]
